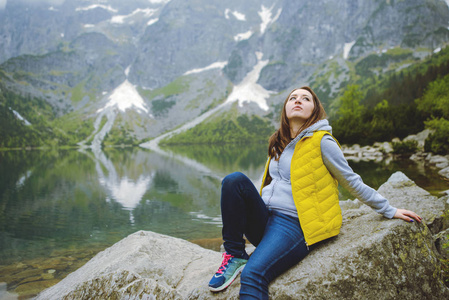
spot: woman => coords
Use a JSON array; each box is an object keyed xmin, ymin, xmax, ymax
[{"xmin": 208, "ymin": 86, "xmax": 422, "ymax": 299}]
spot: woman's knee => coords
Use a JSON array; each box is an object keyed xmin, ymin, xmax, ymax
[
  {"xmin": 222, "ymin": 172, "xmax": 249, "ymax": 187},
  {"xmin": 240, "ymin": 263, "xmax": 267, "ymax": 286},
  {"xmin": 240, "ymin": 264, "xmax": 269, "ymax": 298}
]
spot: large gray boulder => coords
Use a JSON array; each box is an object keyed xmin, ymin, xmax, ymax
[{"xmin": 36, "ymin": 172, "xmax": 449, "ymax": 299}]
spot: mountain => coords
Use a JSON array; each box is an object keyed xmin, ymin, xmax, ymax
[{"xmin": 0, "ymin": 0, "xmax": 448, "ymax": 148}]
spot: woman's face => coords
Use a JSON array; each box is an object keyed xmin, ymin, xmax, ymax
[{"xmin": 285, "ymin": 88, "xmax": 315, "ymax": 124}]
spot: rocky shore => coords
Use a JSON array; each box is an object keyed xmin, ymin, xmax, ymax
[
  {"xmin": 36, "ymin": 172, "xmax": 449, "ymax": 299},
  {"xmin": 342, "ymin": 129, "xmax": 449, "ymax": 182}
]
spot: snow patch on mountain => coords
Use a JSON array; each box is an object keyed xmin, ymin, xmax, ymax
[
  {"xmin": 147, "ymin": 18, "xmax": 159, "ymax": 26},
  {"xmin": 97, "ymin": 80, "xmax": 149, "ymax": 114},
  {"xmin": 125, "ymin": 65, "xmax": 131, "ymax": 77},
  {"xmin": 224, "ymin": 9, "xmax": 246, "ymax": 21},
  {"xmin": 225, "ymin": 52, "xmax": 273, "ymax": 111},
  {"xmin": 89, "ymin": 109, "xmax": 116, "ymax": 150},
  {"xmin": 234, "ymin": 30, "xmax": 253, "ymax": 42},
  {"xmin": 11, "ymin": 108, "xmax": 31, "ymax": 125},
  {"xmin": 111, "ymin": 8, "xmax": 158, "ymax": 24},
  {"xmin": 184, "ymin": 61, "xmax": 228, "ymax": 75},
  {"xmin": 343, "ymin": 41, "xmax": 356, "ymax": 59},
  {"xmin": 148, "ymin": 0, "xmax": 171, "ymax": 4},
  {"xmin": 259, "ymin": 5, "xmax": 282, "ymax": 34},
  {"xmin": 76, "ymin": 4, "xmax": 118, "ymax": 13}
]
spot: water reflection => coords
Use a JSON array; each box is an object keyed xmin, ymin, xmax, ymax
[
  {"xmin": 88, "ymin": 148, "xmax": 155, "ymax": 224},
  {"xmin": 339, "ymin": 158, "xmax": 449, "ymax": 199},
  {"xmin": 164, "ymin": 143, "xmax": 268, "ymax": 180},
  {"xmin": 0, "ymin": 145, "xmax": 269, "ymax": 266}
]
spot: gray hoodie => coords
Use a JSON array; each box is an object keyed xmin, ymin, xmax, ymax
[{"xmin": 261, "ymin": 119, "xmax": 397, "ymax": 219}]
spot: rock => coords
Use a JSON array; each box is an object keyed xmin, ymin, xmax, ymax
[
  {"xmin": 0, "ymin": 282, "xmax": 19, "ymax": 300},
  {"xmin": 36, "ymin": 231, "xmax": 221, "ymax": 300},
  {"xmin": 430, "ymin": 155, "xmax": 449, "ymax": 169},
  {"xmin": 435, "ymin": 228, "xmax": 449, "ymax": 260},
  {"xmin": 382, "ymin": 171, "xmax": 413, "ymax": 187},
  {"xmin": 438, "ymin": 167, "xmax": 449, "ymax": 180},
  {"xmin": 380, "ymin": 142, "xmax": 393, "ymax": 154},
  {"xmin": 409, "ymin": 151, "xmax": 427, "ymax": 161},
  {"xmin": 352, "ymin": 144, "xmax": 361, "ymax": 151},
  {"xmin": 392, "ymin": 137, "xmax": 401, "ymax": 143},
  {"xmin": 41, "ymin": 273, "xmax": 55, "ymax": 280},
  {"xmin": 342, "ymin": 143, "xmax": 386, "ymax": 162},
  {"xmin": 36, "ymin": 172, "xmax": 449, "ymax": 299},
  {"xmin": 437, "ymin": 162, "xmax": 449, "ymax": 169},
  {"xmin": 403, "ymin": 129, "xmax": 433, "ymax": 151},
  {"xmin": 429, "ymin": 155, "xmax": 448, "ymax": 165}
]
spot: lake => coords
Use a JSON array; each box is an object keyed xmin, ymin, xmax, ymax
[{"xmin": 0, "ymin": 144, "xmax": 448, "ymax": 298}]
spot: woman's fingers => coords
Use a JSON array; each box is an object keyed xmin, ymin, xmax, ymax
[{"xmin": 394, "ymin": 208, "xmax": 422, "ymax": 223}]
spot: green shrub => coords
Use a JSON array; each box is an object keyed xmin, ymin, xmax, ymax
[
  {"xmin": 424, "ymin": 118, "xmax": 449, "ymax": 154},
  {"xmin": 416, "ymin": 73, "xmax": 449, "ymax": 120},
  {"xmin": 333, "ymin": 85, "xmax": 367, "ymax": 144},
  {"xmin": 151, "ymin": 98, "xmax": 176, "ymax": 117},
  {"xmin": 161, "ymin": 113, "xmax": 275, "ymax": 145},
  {"xmin": 392, "ymin": 140, "xmax": 418, "ymax": 156}
]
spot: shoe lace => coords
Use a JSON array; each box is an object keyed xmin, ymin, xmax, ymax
[{"xmin": 216, "ymin": 252, "xmax": 233, "ymax": 274}]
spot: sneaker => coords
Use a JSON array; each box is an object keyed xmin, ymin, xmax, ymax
[{"xmin": 208, "ymin": 252, "xmax": 248, "ymax": 292}]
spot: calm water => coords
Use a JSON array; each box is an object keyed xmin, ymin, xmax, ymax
[{"xmin": 0, "ymin": 144, "xmax": 448, "ymax": 297}]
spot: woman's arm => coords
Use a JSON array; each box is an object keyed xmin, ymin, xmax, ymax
[{"xmin": 321, "ymin": 135, "xmax": 421, "ymax": 223}]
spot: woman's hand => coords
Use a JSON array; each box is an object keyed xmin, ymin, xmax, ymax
[{"xmin": 393, "ymin": 209, "xmax": 422, "ymax": 223}]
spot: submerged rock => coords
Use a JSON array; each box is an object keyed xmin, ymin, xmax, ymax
[
  {"xmin": 439, "ymin": 167, "xmax": 449, "ymax": 180},
  {"xmin": 36, "ymin": 172, "xmax": 449, "ymax": 299}
]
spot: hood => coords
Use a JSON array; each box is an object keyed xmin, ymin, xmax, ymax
[
  {"xmin": 288, "ymin": 119, "xmax": 332, "ymax": 147},
  {"xmin": 304, "ymin": 119, "xmax": 332, "ymax": 135},
  {"xmin": 298, "ymin": 119, "xmax": 332, "ymax": 139}
]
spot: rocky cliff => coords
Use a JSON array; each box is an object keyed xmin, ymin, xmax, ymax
[{"xmin": 35, "ymin": 172, "xmax": 449, "ymax": 299}]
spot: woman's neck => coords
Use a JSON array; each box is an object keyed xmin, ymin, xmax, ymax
[{"xmin": 289, "ymin": 121, "xmax": 304, "ymax": 139}]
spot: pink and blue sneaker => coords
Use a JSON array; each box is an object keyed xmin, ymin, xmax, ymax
[{"xmin": 208, "ymin": 252, "xmax": 248, "ymax": 292}]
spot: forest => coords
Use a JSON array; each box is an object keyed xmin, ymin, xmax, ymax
[{"xmin": 332, "ymin": 46, "xmax": 449, "ymax": 154}]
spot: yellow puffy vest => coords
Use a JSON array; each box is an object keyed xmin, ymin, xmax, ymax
[{"xmin": 260, "ymin": 131, "xmax": 342, "ymax": 246}]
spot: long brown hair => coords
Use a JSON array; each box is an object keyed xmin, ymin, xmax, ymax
[{"xmin": 268, "ymin": 86, "xmax": 326, "ymax": 160}]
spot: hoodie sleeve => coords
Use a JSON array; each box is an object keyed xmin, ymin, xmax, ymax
[{"xmin": 320, "ymin": 135, "xmax": 397, "ymax": 219}]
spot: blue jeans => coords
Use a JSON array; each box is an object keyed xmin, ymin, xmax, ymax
[{"xmin": 221, "ymin": 172, "xmax": 310, "ymax": 299}]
